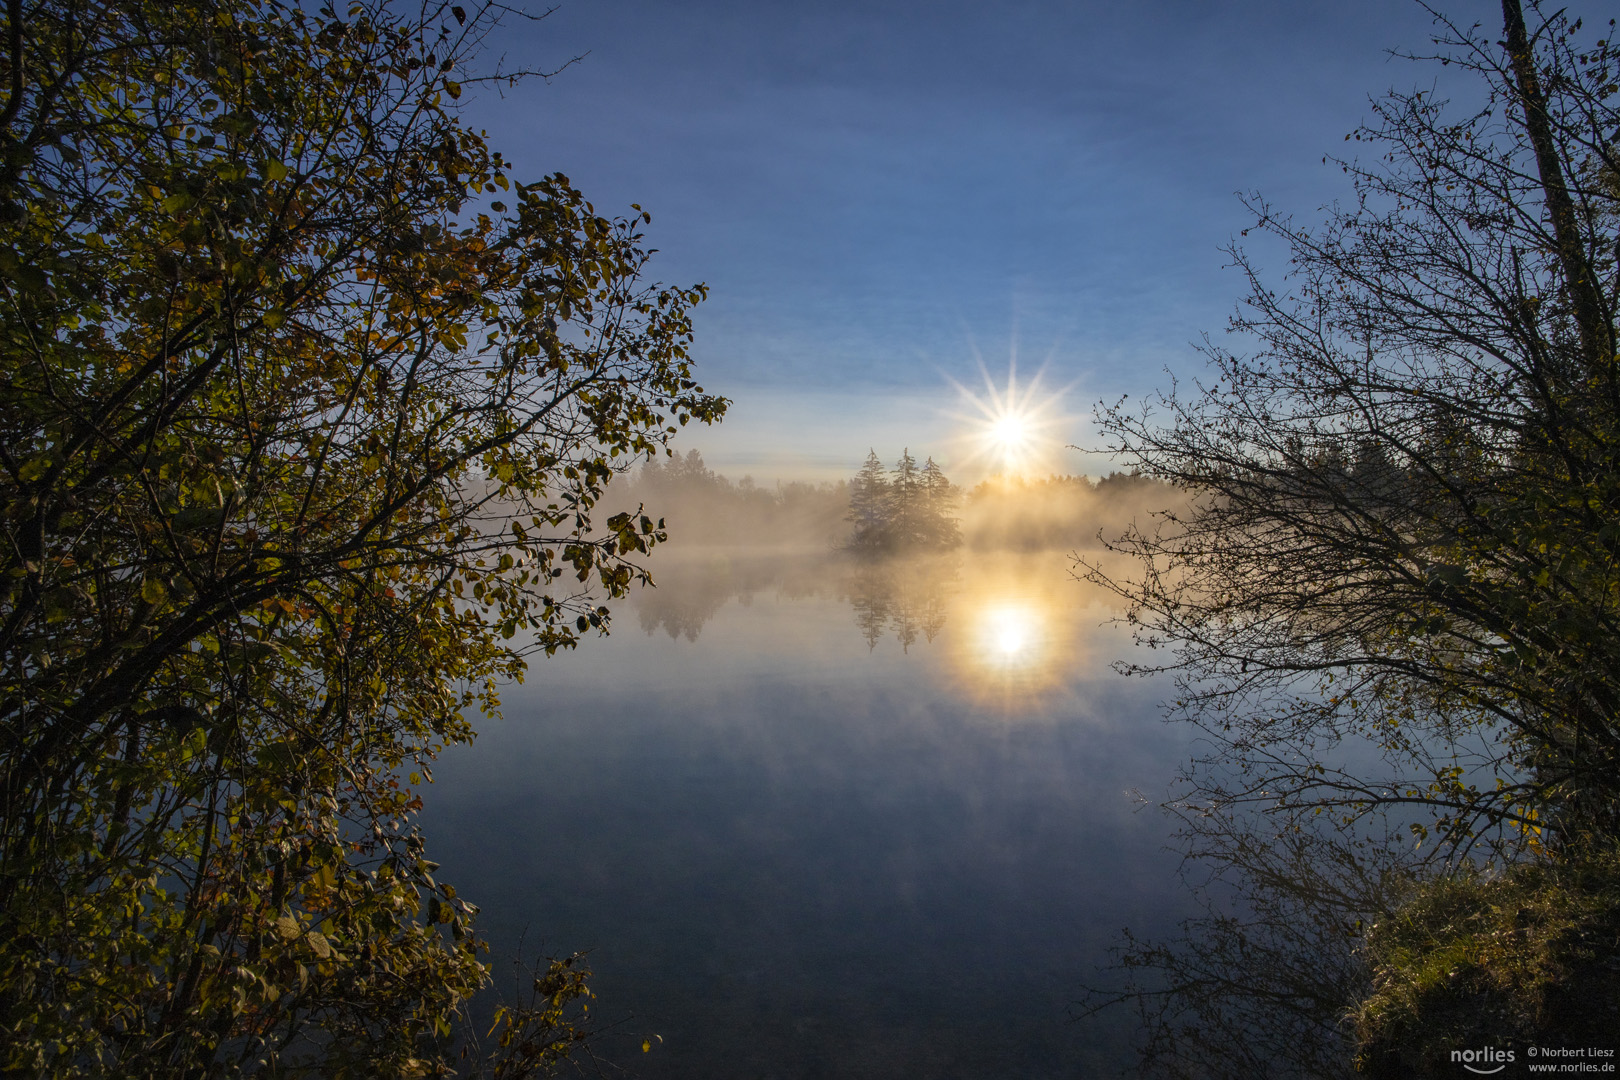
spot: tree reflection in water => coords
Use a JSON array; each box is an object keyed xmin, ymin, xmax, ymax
[
  {"xmin": 624, "ymin": 550, "xmax": 1093, "ymax": 718},
  {"xmin": 844, "ymin": 557, "xmax": 958, "ymax": 652},
  {"xmin": 626, "ymin": 552, "xmax": 968, "ymax": 652},
  {"xmin": 1076, "ymin": 802, "xmax": 1413, "ymax": 1080}
]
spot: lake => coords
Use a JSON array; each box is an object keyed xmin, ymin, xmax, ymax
[{"xmin": 425, "ymin": 549, "xmax": 1196, "ymax": 1078}]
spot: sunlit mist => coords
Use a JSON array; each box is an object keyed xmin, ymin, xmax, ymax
[{"xmin": 947, "ymin": 359, "xmax": 1074, "ymax": 478}]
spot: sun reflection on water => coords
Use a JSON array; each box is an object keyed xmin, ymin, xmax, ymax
[
  {"xmin": 629, "ymin": 550, "xmax": 1120, "ymax": 714},
  {"xmin": 945, "ymin": 568, "xmax": 1083, "ymax": 709},
  {"xmin": 980, "ymin": 602, "xmax": 1040, "ymax": 667}
]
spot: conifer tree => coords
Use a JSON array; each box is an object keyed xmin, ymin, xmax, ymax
[
  {"xmin": 847, "ymin": 449, "xmax": 890, "ymax": 549},
  {"xmin": 889, "ymin": 449, "xmax": 923, "ymax": 546},
  {"xmin": 921, "ymin": 457, "xmax": 961, "ymax": 548}
]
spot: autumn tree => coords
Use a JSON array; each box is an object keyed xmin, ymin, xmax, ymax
[
  {"xmin": 1082, "ymin": 0, "xmax": 1620, "ymax": 1069},
  {"xmin": 0, "ymin": 0, "xmax": 724, "ymax": 1075}
]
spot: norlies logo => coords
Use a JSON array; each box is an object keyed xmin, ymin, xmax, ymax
[{"xmin": 1453, "ymin": 1047, "xmax": 1517, "ymax": 1075}]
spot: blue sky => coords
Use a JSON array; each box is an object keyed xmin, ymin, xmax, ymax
[{"xmin": 468, "ymin": 0, "xmax": 1452, "ymax": 481}]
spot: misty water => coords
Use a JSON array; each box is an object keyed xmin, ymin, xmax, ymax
[{"xmin": 425, "ymin": 549, "xmax": 1196, "ymax": 1078}]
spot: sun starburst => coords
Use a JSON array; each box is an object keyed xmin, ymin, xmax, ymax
[{"xmin": 945, "ymin": 359, "xmax": 1073, "ymax": 479}]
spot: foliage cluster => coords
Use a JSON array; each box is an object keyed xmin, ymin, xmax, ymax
[
  {"xmin": 624, "ymin": 453, "xmax": 1167, "ymax": 554},
  {"xmin": 0, "ymin": 0, "xmax": 722, "ymax": 1074},
  {"xmin": 1354, "ymin": 848, "xmax": 1620, "ymax": 1077}
]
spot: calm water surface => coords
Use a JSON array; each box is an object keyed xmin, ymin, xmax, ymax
[{"xmin": 426, "ymin": 551, "xmax": 1195, "ymax": 1078}]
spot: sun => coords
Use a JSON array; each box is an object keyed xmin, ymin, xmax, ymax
[
  {"xmin": 989, "ymin": 413, "xmax": 1032, "ymax": 459},
  {"xmin": 946, "ymin": 360, "xmax": 1072, "ymax": 478}
]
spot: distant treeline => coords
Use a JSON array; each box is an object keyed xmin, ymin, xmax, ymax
[
  {"xmin": 617, "ymin": 449, "xmax": 1171, "ymax": 552},
  {"xmin": 619, "ymin": 450, "xmax": 850, "ymax": 549}
]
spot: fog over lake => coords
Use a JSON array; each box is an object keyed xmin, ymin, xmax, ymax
[{"xmin": 421, "ymin": 545, "xmax": 1197, "ymax": 1078}]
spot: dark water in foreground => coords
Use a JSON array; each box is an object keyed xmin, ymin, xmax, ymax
[{"xmin": 425, "ymin": 551, "xmax": 1195, "ymax": 1078}]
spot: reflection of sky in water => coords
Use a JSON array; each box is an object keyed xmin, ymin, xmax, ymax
[{"xmin": 424, "ymin": 552, "xmax": 1195, "ymax": 1078}]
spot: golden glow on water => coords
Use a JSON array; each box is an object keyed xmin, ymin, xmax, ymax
[
  {"xmin": 980, "ymin": 602, "xmax": 1039, "ymax": 666},
  {"xmin": 634, "ymin": 550, "xmax": 1134, "ymax": 715},
  {"xmin": 943, "ymin": 563, "xmax": 1088, "ymax": 710}
]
